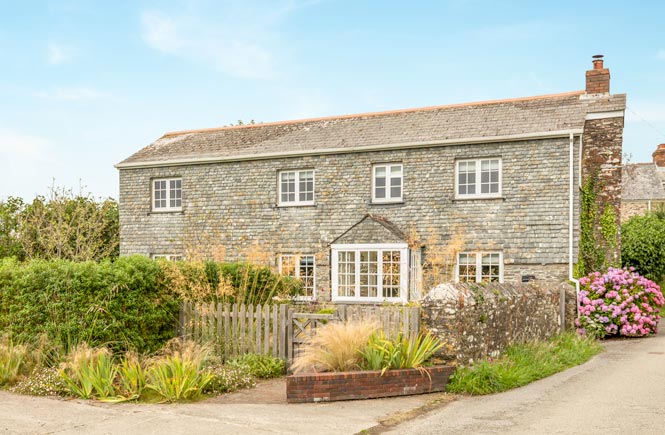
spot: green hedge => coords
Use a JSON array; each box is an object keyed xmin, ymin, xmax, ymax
[
  {"xmin": 0, "ymin": 256, "xmax": 302, "ymax": 354},
  {"xmin": 0, "ymin": 256, "xmax": 179, "ymax": 354},
  {"xmin": 621, "ymin": 213, "xmax": 665, "ymax": 284}
]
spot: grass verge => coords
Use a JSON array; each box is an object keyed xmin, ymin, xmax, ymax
[{"xmin": 446, "ymin": 332, "xmax": 603, "ymax": 395}]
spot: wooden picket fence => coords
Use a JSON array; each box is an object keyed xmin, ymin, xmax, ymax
[{"xmin": 178, "ymin": 302, "xmax": 420, "ymax": 363}]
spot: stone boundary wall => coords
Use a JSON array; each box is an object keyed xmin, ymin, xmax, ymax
[
  {"xmin": 421, "ymin": 282, "xmax": 569, "ymax": 365},
  {"xmin": 286, "ymin": 366, "xmax": 454, "ymax": 403}
]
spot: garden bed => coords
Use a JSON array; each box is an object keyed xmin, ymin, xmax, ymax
[{"xmin": 286, "ymin": 365, "xmax": 454, "ymax": 403}]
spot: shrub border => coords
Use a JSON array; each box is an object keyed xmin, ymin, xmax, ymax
[{"xmin": 286, "ymin": 365, "xmax": 454, "ymax": 403}]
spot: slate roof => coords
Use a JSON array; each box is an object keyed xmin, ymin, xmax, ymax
[
  {"xmin": 622, "ymin": 163, "xmax": 665, "ymax": 200},
  {"xmin": 331, "ymin": 214, "xmax": 410, "ymax": 246},
  {"xmin": 117, "ymin": 91, "xmax": 626, "ymax": 168}
]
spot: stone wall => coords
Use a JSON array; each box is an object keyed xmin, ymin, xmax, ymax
[
  {"xmin": 420, "ymin": 282, "xmax": 568, "ymax": 365},
  {"xmin": 582, "ymin": 114, "xmax": 624, "ymax": 264},
  {"xmin": 119, "ymin": 137, "xmax": 580, "ymax": 301},
  {"xmin": 621, "ymin": 200, "xmax": 665, "ymax": 223}
]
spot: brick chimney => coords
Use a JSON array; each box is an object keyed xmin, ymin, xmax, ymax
[
  {"xmin": 585, "ymin": 54, "xmax": 610, "ymax": 94},
  {"xmin": 653, "ymin": 144, "xmax": 665, "ymax": 167}
]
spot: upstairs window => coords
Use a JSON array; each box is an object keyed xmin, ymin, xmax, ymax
[
  {"xmin": 279, "ymin": 170, "xmax": 315, "ymax": 206},
  {"xmin": 372, "ymin": 163, "xmax": 403, "ymax": 203},
  {"xmin": 280, "ymin": 254, "xmax": 316, "ymax": 299},
  {"xmin": 456, "ymin": 158, "xmax": 501, "ymax": 198},
  {"xmin": 456, "ymin": 252, "xmax": 503, "ymax": 283},
  {"xmin": 152, "ymin": 178, "xmax": 182, "ymax": 211}
]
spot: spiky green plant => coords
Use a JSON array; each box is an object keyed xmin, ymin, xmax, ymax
[
  {"xmin": 145, "ymin": 355, "xmax": 212, "ymax": 402},
  {"xmin": 144, "ymin": 340, "xmax": 213, "ymax": 402},
  {"xmin": 59, "ymin": 343, "xmax": 118, "ymax": 399},
  {"xmin": 361, "ymin": 332, "xmax": 443, "ymax": 374},
  {"xmin": 0, "ymin": 335, "xmax": 29, "ymax": 385},
  {"xmin": 108, "ymin": 352, "xmax": 146, "ymax": 402}
]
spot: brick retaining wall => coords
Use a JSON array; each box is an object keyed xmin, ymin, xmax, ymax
[{"xmin": 286, "ymin": 366, "xmax": 454, "ymax": 403}]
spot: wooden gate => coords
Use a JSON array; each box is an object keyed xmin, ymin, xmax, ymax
[{"xmin": 288, "ymin": 311, "xmax": 337, "ymax": 361}]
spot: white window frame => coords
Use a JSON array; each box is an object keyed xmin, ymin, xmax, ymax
[
  {"xmin": 278, "ymin": 169, "xmax": 315, "ymax": 206},
  {"xmin": 455, "ymin": 158, "xmax": 502, "ymax": 199},
  {"xmin": 279, "ymin": 254, "xmax": 316, "ymax": 300},
  {"xmin": 372, "ymin": 163, "xmax": 403, "ymax": 203},
  {"xmin": 455, "ymin": 252, "xmax": 504, "ymax": 283},
  {"xmin": 152, "ymin": 177, "xmax": 183, "ymax": 212},
  {"xmin": 151, "ymin": 254, "xmax": 183, "ymax": 261},
  {"xmin": 331, "ymin": 243, "xmax": 408, "ymax": 303}
]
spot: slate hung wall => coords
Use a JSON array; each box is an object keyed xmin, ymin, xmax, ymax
[{"xmin": 117, "ymin": 57, "xmax": 625, "ymax": 303}]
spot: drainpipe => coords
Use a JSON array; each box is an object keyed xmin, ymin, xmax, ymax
[{"xmin": 569, "ymin": 132, "xmax": 580, "ymax": 320}]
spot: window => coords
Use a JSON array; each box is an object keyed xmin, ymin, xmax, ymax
[
  {"xmin": 152, "ymin": 178, "xmax": 182, "ymax": 211},
  {"xmin": 456, "ymin": 158, "xmax": 501, "ymax": 198},
  {"xmin": 372, "ymin": 164, "xmax": 403, "ymax": 203},
  {"xmin": 278, "ymin": 170, "xmax": 315, "ymax": 206},
  {"xmin": 456, "ymin": 252, "xmax": 503, "ymax": 283},
  {"xmin": 331, "ymin": 244, "xmax": 408, "ymax": 302},
  {"xmin": 151, "ymin": 254, "xmax": 183, "ymax": 261},
  {"xmin": 280, "ymin": 254, "xmax": 316, "ymax": 299}
]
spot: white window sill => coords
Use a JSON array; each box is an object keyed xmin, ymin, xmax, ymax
[
  {"xmin": 332, "ymin": 297, "xmax": 407, "ymax": 304},
  {"xmin": 453, "ymin": 196, "xmax": 504, "ymax": 202},
  {"xmin": 292, "ymin": 296, "xmax": 316, "ymax": 302},
  {"xmin": 276, "ymin": 202, "xmax": 317, "ymax": 208},
  {"xmin": 148, "ymin": 209, "xmax": 184, "ymax": 215},
  {"xmin": 370, "ymin": 199, "xmax": 404, "ymax": 205}
]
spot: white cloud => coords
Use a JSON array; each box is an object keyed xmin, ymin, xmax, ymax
[
  {"xmin": 0, "ymin": 129, "xmax": 51, "ymax": 161},
  {"xmin": 140, "ymin": 2, "xmax": 314, "ymax": 79},
  {"xmin": 33, "ymin": 87, "xmax": 116, "ymax": 101},
  {"xmin": 47, "ymin": 42, "xmax": 71, "ymax": 65},
  {"xmin": 657, "ymin": 50, "xmax": 665, "ymax": 61}
]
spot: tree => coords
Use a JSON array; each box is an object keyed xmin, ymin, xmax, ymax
[
  {"xmin": 0, "ymin": 186, "xmax": 119, "ymax": 262},
  {"xmin": 0, "ymin": 196, "xmax": 25, "ymax": 259}
]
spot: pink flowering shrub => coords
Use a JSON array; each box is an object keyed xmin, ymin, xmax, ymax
[{"xmin": 576, "ymin": 267, "xmax": 664, "ymax": 338}]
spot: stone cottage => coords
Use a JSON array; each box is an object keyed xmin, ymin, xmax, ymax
[
  {"xmin": 116, "ymin": 56, "xmax": 625, "ymax": 303},
  {"xmin": 621, "ymin": 144, "xmax": 665, "ymax": 221}
]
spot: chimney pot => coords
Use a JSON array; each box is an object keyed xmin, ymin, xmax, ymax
[
  {"xmin": 592, "ymin": 54, "xmax": 604, "ymax": 70},
  {"xmin": 653, "ymin": 144, "xmax": 665, "ymax": 167}
]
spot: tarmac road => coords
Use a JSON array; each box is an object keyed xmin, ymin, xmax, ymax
[
  {"xmin": 383, "ymin": 330, "xmax": 665, "ymax": 435},
  {"xmin": 2, "ymin": 332, "xmax": 663, "ymax": 434}
]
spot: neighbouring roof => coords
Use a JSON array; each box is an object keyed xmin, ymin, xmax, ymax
[
  {"xmin": 622, "ymin": 163, "xmax": 665, "ymax": 200},
  {"xmin": 117, "ymin": 91, "xmax": 626, "ymax": 168}
]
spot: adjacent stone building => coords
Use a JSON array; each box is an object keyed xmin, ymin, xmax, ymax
[
  {"xmin": 621, "ymin": 144, "xmax": 665, "ymax": 221},
  {"xmin": 116, "ymin": 56, "xmax": 625, "ymax": 303}
]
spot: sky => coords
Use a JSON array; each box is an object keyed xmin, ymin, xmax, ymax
[{"xmin": 1, "ymin": 0, "xmax": 665, "ymax": 200}]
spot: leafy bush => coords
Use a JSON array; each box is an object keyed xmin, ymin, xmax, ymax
[
  {"xmin": 0, "ymin": 256, "xmax": 180, "ymax": 353},
  {"xmin": 229, "ymin": 354, "xmax": 285, "ymax": 378},
  {"xmin": 291, "ymin": 320, "xmax": 376, "ymax": 373},
  {"xmin": 621, "ymin": 213, "xmax": 665, "ymax": 283},
  {"xmin": 360, "ymin": 332, "xmax": 443, "ymax": 373},
  {"xmin": 576, "ymin": 267, "xmax": 664, "ymax": 337},
  {"xmin": 59, "ymin": 344, "xmax": 118, "ymax": 399},
  {"xmin": 203, "ymin": 364, "xmax": 256, "ymax": 395},
  {"xmin": 447, "ymin": 333, "xmax": 603, "ymax": 395},
  {"xmin": 9, "ymin": 366, "xmax": 69, "ymax": 396},
  {"xmin": 161, "ymin": 260, "xmax": 302, "ymax": 305}
]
